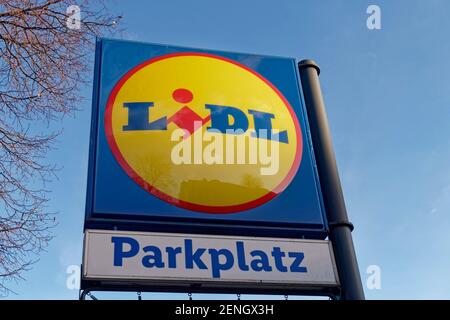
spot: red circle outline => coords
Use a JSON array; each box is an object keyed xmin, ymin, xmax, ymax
[{"xmin": 104, "ymin": 52, "xmax": 303, "ymax": 213}]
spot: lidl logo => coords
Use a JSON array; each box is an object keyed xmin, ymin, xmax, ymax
[{"xmin": 105, "ymin": 52, "xmax": 302, "ymax": 213}]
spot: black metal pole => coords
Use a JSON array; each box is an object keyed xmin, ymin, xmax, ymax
[
  {"xmin": 298, "ymin": 60, "xmax": 365, "ymax": 300},
  {"xmin": 79, "ymin": 289, "xmax": 88, "ymax": 300}
]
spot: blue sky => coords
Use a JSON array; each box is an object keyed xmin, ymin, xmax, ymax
[{"xmin": 4, "ymin": 0, "xmax": 450, "ymax": 299}]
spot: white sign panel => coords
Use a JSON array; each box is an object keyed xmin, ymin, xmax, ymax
[{"xmin": 83, "ymin": 230, "xmax": 339, "ymax": 288}]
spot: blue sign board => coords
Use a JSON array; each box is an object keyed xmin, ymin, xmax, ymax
[{"xmin": 85, "ymin": 38, "xmax": 327, "ymax": 239}]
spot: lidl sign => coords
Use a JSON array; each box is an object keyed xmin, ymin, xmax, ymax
[
  {"xmin": 85, "ymin": 38, "xmax": 327, "ymax": 238},
  {"xmin": 106, "ymin": 52, "xmax": 302, "ymax": 213}
]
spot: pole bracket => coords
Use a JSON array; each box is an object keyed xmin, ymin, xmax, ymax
[{"xmin": 328, "ymin": 220, "xmax": 354, "ymax": 232}]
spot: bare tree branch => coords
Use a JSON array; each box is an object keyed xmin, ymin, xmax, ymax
[{"xmin": 0, "ymin": 0, "xmax": 121, "ymax": 296}]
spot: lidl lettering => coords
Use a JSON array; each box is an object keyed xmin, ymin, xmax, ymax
[{"xmin": 123, "ymin": 101, "xmax": 289, "ymax": 143}]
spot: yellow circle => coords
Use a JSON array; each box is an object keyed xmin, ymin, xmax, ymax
[{"xmin": 105, "ymin": 53, "xmax": 301, "ymax": 213}]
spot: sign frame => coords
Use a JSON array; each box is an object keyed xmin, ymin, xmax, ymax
[
  {"xmin": 81, "ymin": 229, "xmax": 340, "ymax": 296},
  {"xmin": 83, "ymin": 38, "xmax": 329, "ymax": 239}
]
